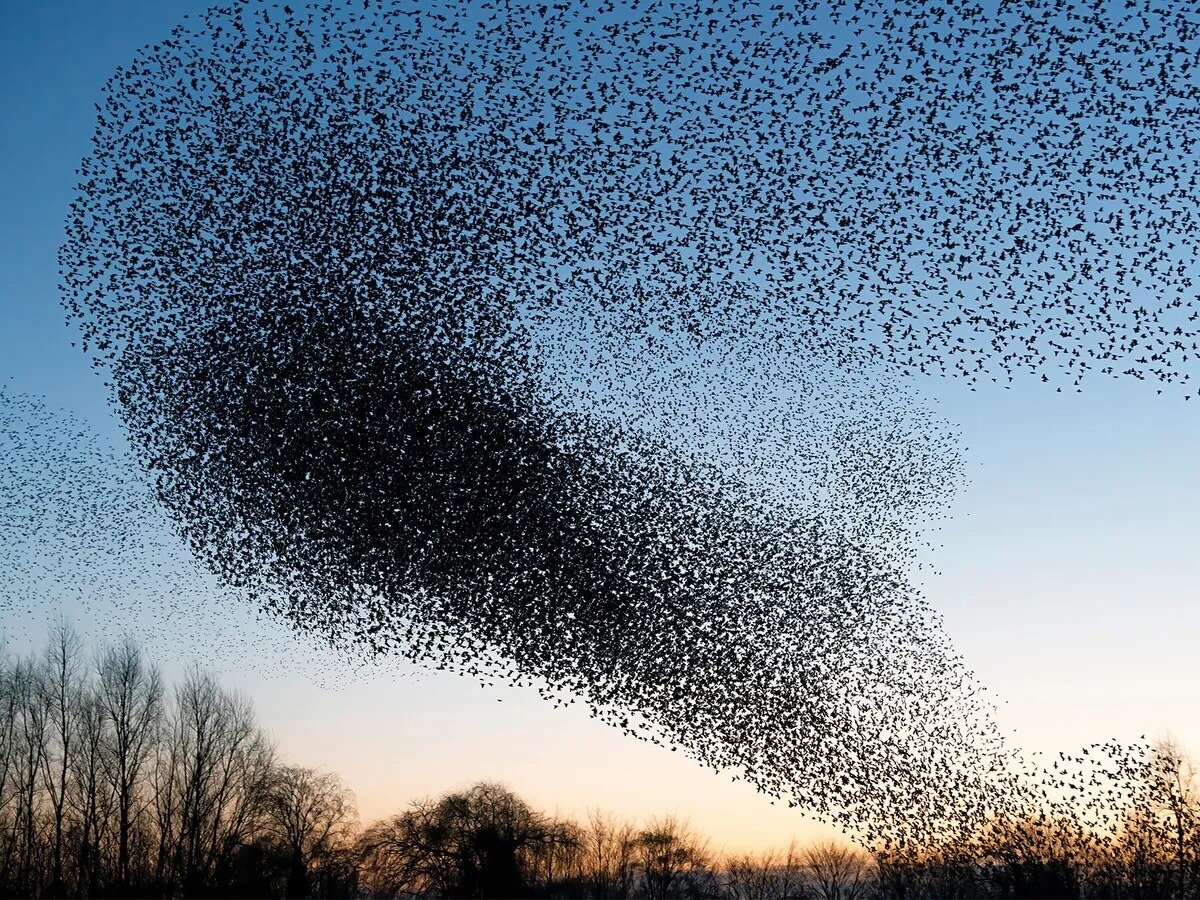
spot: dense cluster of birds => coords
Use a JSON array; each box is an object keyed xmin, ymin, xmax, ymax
[{"xmin": 51, "ymin": 0, "xmax": 1200, "ymax": 845}]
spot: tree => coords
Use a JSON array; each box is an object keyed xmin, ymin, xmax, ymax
[
  {"xmin": 802, "ymin": 842, "xmax": 872, "ymax": 900},
  {"xmin": 12, "ymin": 657, "xmax": 49, "ymax": 894},
  {"xmin": 160, "ymin": 668, "xmax": 275, "ymax": 895},
  {"xmin": 96, "ymin": 637, "xmax": 163, "ymax": 892},
  {"xmin": 578, "ymin": 809, "xmax": 638, "ymax": 899},
  {"xmin": 725, "ymin": 844, "xmax": 801, "ymax": 900},
  {"xmin": 70, "ymin": 679, "xmax": 112, "ymax": 898},
  {"xmin": 38, "ymin": 622, "xmax": 83, "ymax": 896},
  {"xmin": 635, "ymin": 816, "xmax": 716, "ymax": 900},
  {"xmin": 0, "ymin": 628, "xmax": 358, "ymax": 898},
  {"xmin": 358, "ymin": 781, "xmax": 565, "ymax": 898},
  {"xmin": 0, "ymin": 655, "xmax": 25, "ymax": 891},
  {"xmin": 1147, "ymin": 738, "xmax": 1200, "ymax": 898},
  {"xmin": 265, "ymin": 765, "xmax": 357, "ymax": 897}
]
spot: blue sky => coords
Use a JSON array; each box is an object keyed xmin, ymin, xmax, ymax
[{"xmin": 4, "ymin": 0, "xmax": 1200, "ymax": 851}]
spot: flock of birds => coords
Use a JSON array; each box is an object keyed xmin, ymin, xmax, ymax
[{"xmin": 17, "ymin": 0, "xmax": 1199, "ymax": 848}]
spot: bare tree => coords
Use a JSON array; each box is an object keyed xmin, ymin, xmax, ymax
[
  {"xmin": 12, "ymin": 657, "xmax": 49, "ymax": 894},
  {"xmin": 1149, "ymin": 738, "xmax": 1200, "ymax": 897},
  {"xmin": 38, "ymin": 621, "xmax": 83, "ymax": 896},
  {"xmin": 150, "ymin": 701, "xmax": 183, "ymax": 892},
  {"xmin": 725, "ymin": 843, "xmax": 803, "ymax": 900},
  {"xmin": 358, "ymin": 781, "xmax": 563, "ymax": 898},
  {"xmin": 161, "ymin": 668, "xmax": 275, "ymax": 894},
  {"xmin": 96, "ymin": 637, "xmax": 163, "ymax": 892},
  {"xmin": 802, "ymin": 842, "xmax": 873, "ymax": 900},
  {"xmin": 578, "ymin": 809, "xmax": 638, "ymax": 898},
  {"xmin": 0, "ymin": 653, "xmax": 25, "ymax": 889},
  {"xmin": 529, "ymin": 815, "xmax": 583, "ymax": 891},
  {"xmin": 265, "ymin": 764, "xmax": 357, "ymax": 897},
  {"xmin": 0, "ymin": 628, "xmax": 368, "ymax": 898},
  {"xmin": 636, "ymin": 816, "xmax": 716, "ymax": 900},
  {"xmin": 69, "ymin": 680, "xmax": 111, "ymax": 898},
  {"xmin": 1098, "ymin": 737, "xmax": 1200, "ymax": 900},
  {"xmin": 358, "ymin": 795, "xmax": 461, "ymax": 898}
]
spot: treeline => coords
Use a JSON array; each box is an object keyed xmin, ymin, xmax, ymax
[
  {"xmin": 3, "ymin": 628, "xmax": 1200, "ymax": 899},
  {"xmin": 353, "ymin": 769, "xmax": 1200, "ymax": 900},
  {"xmin": 0, "ymin": 625, "xmax": 357, "ymax": 898},
  {"xmin": 356, "ymin": 787, "xmax": 875, "ymax": 900}
]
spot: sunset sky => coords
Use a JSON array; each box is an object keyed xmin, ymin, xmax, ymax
[{"xmin": 3, "ymin": 0, "xmax": 1200, "ymax": 856}]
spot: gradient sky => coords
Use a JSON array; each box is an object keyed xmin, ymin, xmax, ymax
[{"xmin": 3, "ymin": 0, "xmax": 1200, "ymax": 856}]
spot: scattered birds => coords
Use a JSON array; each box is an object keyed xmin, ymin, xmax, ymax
[{"xmin": 0, "ymin": 389, "xmax": 402, "ymax": 687}]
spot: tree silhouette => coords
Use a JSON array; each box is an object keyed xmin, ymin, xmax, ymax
[
  {"xmin": 0, "ymin": 627, "xmax": 1197, "ymax": 899},
  {"xmin": 359, "ymin": 781, "xmax": 569, "ymax": 898},
  {"xmin": 265, "ymin": 765, "xmax": 358, "ymax": 897}
]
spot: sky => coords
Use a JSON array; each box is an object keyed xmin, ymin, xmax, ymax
[{"xmin": 3, "ymin": 0, "xmax": 1200, "ymax": 855}]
